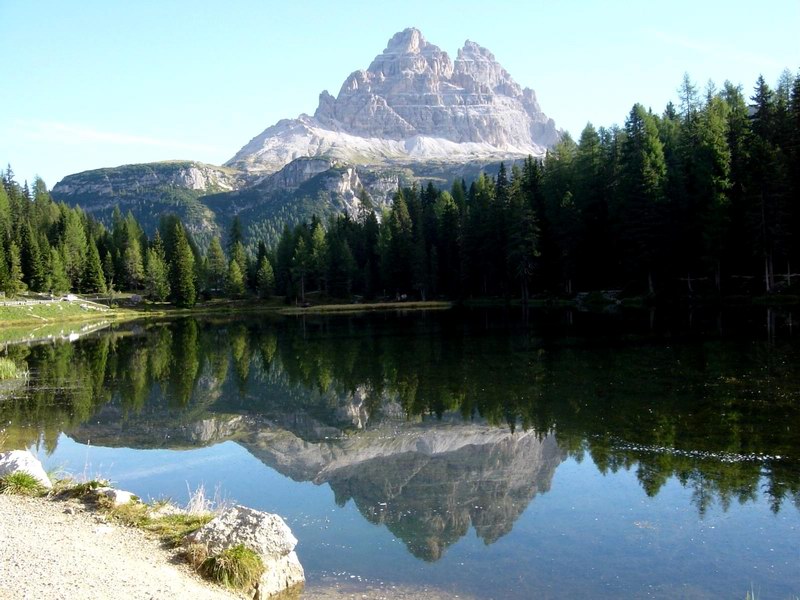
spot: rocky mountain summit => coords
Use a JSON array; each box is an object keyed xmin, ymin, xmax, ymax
[
  {"xmin": 53, "ymin": 28, "xmax": 558, "ymax": 246},
  {"xmin": 228, "ymin": 27, "xmax": 558, "ymax": 175}
]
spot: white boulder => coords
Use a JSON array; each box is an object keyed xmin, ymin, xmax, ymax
[
  {"xmin": 0, "ymin": 450, "xmax": 52, "ymax": 489},
  {"xmin": 95, "ymin": 487, "xmax": 137, "ymax": 506},
  {"xmin": 186, "ymin": 505, "xmax": 304, "ymax": 598}
]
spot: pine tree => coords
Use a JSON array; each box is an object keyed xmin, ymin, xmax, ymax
[
  {"xmin": 61, "ymin": 209, "xmax": 87, "ymax": 289},
  {"xmin": 122, "ymin": 239, "xmax": 145, "ymax": 290},
  {"xmin": 5, "ymin": 242, "xmax": 25, "ymax": 297},
  {"xmin": 291, "ymin": 237, "xmax": 310, "ymax": 302},
  {"xmin": 309, "ymin": 221, "xmax": 327, "ymax": 292},
  {"xmin": 19, "ymin": 221, "xmax": 46, "ymax": 291},
  {"xmin": 205, "ymin": 236, "xmax": 227, "ymax": 294},
  {"xmin": 619, "ymin": 103, "xmax": 668, "ymax": 294},
  {"xmin": 256, "ymin": 255, "xmax": 275, "ymax": 298},
  {"xmin": 102, "ymin": 250, "xmax": 116, "ymax": 289},
  {"xmin": 169, "ymin": 223, "xmax": 196, "ymax": 308},
  {"xmin": 144, "ymin": 246, "xmax": 170, "ymax": 301},
  {"xmin": 81, "ymin": 237, "xmax": 107, "ymax": 293},
  {"xmin": 697, "ymin": 94, "xmax": 732, "ymax": 290},
  {"xmin": 226, "ymin": 259, "xmax": 245, "ymax": 297},
  {"xmin": 48, "ymin": 248, "xmax": 70, "ymax": 294}
]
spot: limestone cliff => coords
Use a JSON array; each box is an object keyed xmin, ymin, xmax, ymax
[{"xmin": 227, "ymin": 28, "xmax": 559, "ymax": 175}]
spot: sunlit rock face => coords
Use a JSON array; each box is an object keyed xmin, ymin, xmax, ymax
[{"xmin": 227, "ymin": 28, "xmax": 559, "ymax": 175}]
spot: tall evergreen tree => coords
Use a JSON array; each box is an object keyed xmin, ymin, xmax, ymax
[
  {"xmin": 226, "ymin": 259, "xmax": 245, "ymax": 297},
  {"xmin": 169, "ymin": 223, "xmax": 196, "ymax": 308},
  {"xmin": 256, "ymin": 255, "xmax": 275, "ymax": 299},
  {"xmin": 81, "ymin": 237, "xmax": 107, "ymax": 293},
  {"xmin": 144, "ymin": 245, "xmax": 170, "ymax": 301},
  {"xmin": 618, "ymin": 104, "xmax": 668, "ymax": 294},
  {"xmin": 5, "ymin": 242, "xmax": 25, "ymax": 297},
  {"xmin": 205, "ymin": 237, "xmax": 227, "ymax": 294},
  {"xmin": 48, "ymin": 248, "xmax": 70, "ymax": 295}
]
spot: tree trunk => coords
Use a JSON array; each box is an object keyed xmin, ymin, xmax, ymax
[{"xmin": 764, "ymin": 255, "xmax": 771, "ymax": 293}]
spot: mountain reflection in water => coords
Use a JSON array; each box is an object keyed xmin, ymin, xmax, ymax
[{"xmin": 2, "ymin": 308, "xmax": 799, "ymax": 565}]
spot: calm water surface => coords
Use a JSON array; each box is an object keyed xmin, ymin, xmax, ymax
[{"xmin": 1, "ymin": 308, "xmax": 798, "ymax": 599}]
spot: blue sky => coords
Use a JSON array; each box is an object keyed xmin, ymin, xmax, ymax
[{"xmin": 1, "ymin": 0, "xmax": 797, "ymax": 187}]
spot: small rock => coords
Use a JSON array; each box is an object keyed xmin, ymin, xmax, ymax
[
  {"xmin": 63, "ymin": 507, "xmax": 76, "ymax": 515},
  {"xmin": 95, "ymin": 487, "xmax": 137, "ymax": 506},
  {"xmin": 0, "ymin": 450, "xmax": 53, "ymax": 489}
]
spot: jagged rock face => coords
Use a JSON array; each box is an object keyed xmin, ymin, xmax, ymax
[
  {"xmin": 227, "ymin": 28, "xmax": 558, "ymax": 175},
  {"xmin": 241, "ymin": 419, "xmax": 566, "ymax": 560}
]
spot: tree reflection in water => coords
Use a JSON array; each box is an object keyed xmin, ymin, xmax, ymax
[{"xmin": 2, "ymin": 307, "xmax": 799, "ymax": 559}]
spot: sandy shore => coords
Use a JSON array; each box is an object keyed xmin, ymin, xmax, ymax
[{"xmin": 0, "ymin": 493, "xmax": 244, "ymax": 600}]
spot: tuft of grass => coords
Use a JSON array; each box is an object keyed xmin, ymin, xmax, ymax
[
  {"xmin": 0, "ymin": 471, "xmax": 46, "ymax": 496},
  {"xmin": 147, "ymin": 513, "xmax": 214, "ymax": 547},
  {"xmin": 197, "ymin": 544, "xmax": 264, "ymax": 591},
  {"xmin": 56, "ymin": 478, "xmax": 110, "ymax": 498},
  {"xmin": 100, "ymin": 498, "xmax": 149, "ymax": 525},
  {"xmin": 183, "ymin": 542, "xmax": 210, "ymax": 570}
]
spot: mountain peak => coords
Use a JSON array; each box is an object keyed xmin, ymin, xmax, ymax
[
  {"xmin": 459, "ymin": 39, "xmax": 495, "ymax": 60},
  {"xmin": 228, "ymin": 30, "xmax": 560, "ymax": 174},
  {"xmin": 384, "ymin": 27, "xmax": 427, "ymax": 54}
]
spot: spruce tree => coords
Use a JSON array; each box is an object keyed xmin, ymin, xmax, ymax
[
  {"xmin": 81, "ymin": 238, "xmax": 107, "ymax": 293},
  {"xmin": 48, "ymin": 248, "xmax": 71, "ymax": 294},
  {"xmin": 256, "ymin": 256, "xmax": 275, "ymax": 298},
  {"xmin": 619, "ymin": 103, "xmax": 668, "ymax": 294},
  {"xmin": 205, "ymin": 236, "xmax": 227, "ymax": 294},
  {"xmin": 169, "ymin": 223, "xmax": 196, "ymax": 308},
  {"xmin": 144, "ymin": 246, "xmax": 170, "ymax": 301},
  {"xmin": 5, "ymin": 242, "xmax": 25, "ymax": 297},
  {"xmin": 226, "ymin": 259, "xmax": 245, "ymax": 297}
]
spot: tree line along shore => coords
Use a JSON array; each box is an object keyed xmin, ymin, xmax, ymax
[{"xmin": 1, "ymin": 71, "xmax": 799, "ymax": 311}]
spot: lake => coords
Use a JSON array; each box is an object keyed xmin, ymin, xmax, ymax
[{"xmin": 1, "ymin": 307, "xmax": 798, "ymax": 599}]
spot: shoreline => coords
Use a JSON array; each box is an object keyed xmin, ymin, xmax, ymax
[{"xmin": 0, "ymin": 492, "xmax": 244, "ymax": 600}]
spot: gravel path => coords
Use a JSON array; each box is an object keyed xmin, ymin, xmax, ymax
[{"xmin": 0, "ymin": 494, "xmax": 244, "ymax": 600}]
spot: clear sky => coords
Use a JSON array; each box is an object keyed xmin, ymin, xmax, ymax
[{"xmin": 1, "ymin": 0, "xmax": 797, "ymax": 187}]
